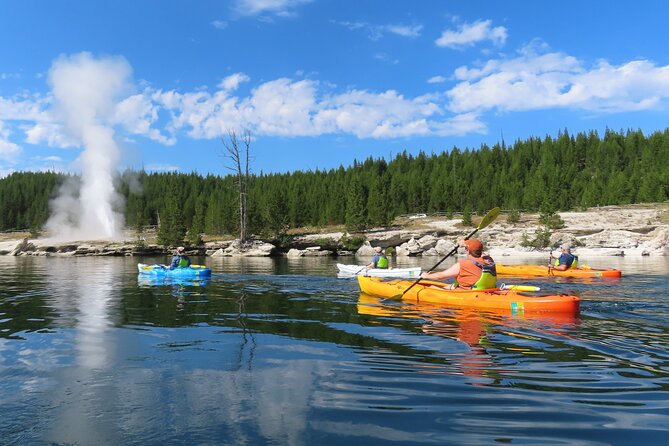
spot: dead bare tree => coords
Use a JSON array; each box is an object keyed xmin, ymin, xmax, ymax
[{"xmin": 222, "ymin": 129, "xmax": 251, "ymax": 243}]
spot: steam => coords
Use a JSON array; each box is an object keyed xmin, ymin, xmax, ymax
[{"xmin": 45, "ymin": 53, "xmax": 132, "ymax": 240}]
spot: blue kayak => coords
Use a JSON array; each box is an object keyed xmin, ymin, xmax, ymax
[{"xmin": 137, "ymin": 263, "xmax": 212, "ymax": 278}]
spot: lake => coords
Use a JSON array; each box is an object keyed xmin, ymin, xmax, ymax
[{"xmin": 1, "ymin": 254, "xmax": 668, "ymax": 445}]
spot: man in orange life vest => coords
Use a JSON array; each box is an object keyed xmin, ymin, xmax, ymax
[{"xmin": 419, "ymin": 239, "xmax": 497, "ymax": 290}]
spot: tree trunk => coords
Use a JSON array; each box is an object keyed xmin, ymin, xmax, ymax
[{"xmin": 222, "ymin": 129, "xmax": 251, "ymax": 243}]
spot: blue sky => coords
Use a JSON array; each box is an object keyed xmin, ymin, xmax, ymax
[{"xmin": 1, "ymin": 0, "xmax": 669, "ymax": 177}]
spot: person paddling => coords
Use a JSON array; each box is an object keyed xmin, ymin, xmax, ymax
[
  {"xmin": 366, "ymin": 246, "xmax": 389, "ymax": 269},
  {"xmin": 419, "ymin": 239, "xmax": 497, "ymax": 290},
  {"xmin": 168, "ymin": 246, "xmax": 191, "ymax": 269},
  {"xmin": 549, "ymin": 243, "xmax": 578, "ymax": 272}
]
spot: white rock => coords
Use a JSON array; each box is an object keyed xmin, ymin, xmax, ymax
[
  {"xmin": 287, "ymin": 248, "xmax": 304, "ymax": 258},
  {"xmin": 356, "ymin": 241, "xmax": 376, "ymax": 257}
]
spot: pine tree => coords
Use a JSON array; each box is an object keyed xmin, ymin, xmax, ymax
[
  {"xmin": 157, "ymin": 181, "xmax": 185, "ymax": 246},
  {"xmin": 345, "ymin": 173, "xmax": 367, "ymax": 231},
  {"xmin": 187, "ymin": 193, "xmax": 206, "ymax": 245}
]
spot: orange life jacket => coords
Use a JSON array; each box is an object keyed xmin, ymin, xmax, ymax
[{"xmin": 457, "ymin": 256, "xmax": 496, "ymax": 289}]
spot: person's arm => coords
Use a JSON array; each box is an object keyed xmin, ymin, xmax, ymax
[
  {"xmin": 549, "ymin": 254, "xmax": 569, "ymax": 271},
  {"xmin": 421, "ymin": 262, "xmax": 460, "ymax": 281}
]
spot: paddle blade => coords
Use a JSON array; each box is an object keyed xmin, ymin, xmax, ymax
[
  {"xmin": 477, "ymin": 207, "xmax": 500, "ymax": 230},
  {"xmin": 500, "ymin": 283, "xmax": 541, "ymax": 292}
]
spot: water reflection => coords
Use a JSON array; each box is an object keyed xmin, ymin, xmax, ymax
[
  {"xmin": 357, "ymin": 293, "xmax": 579, "ymax": 380},
  {"xmin": 40, "ymin": 258, "xmax": 121, "ymax": 444},
  {"xmin": 138, "ymin": 274, "xmax": 211, "ymax": 289},
  {"xmin": 0, "ymin": 256, "xmax": 668, "ymax": 445}
]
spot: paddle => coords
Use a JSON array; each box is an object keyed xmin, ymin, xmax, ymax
[
  {"xmin": 396, "ymin": 207, "xmax": 501, "ymax": 298},
  {"xmin": 354, "ymin": 265, "xmax": 368, "ymax": 275}
]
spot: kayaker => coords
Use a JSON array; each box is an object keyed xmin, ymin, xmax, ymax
[
  {"xmin": 549, "ymin": 243, "xmax": 578, "ymax": 272},
  {"xmin": 366, "ymin": 246, "xmax": 389, "ymax": 269},
  {"xmin": 420, "ymin": 239, "xmax": 497, "ymax": 290},
  {"xmin": 168, "ymin": 246, "xmax": 191, "ymax": 269}
]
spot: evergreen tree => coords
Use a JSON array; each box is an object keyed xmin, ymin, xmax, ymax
[
  {"xmin": 367, "ymin": 171, "xmax": 391, "ymax": 227},
  {"xmin": 157, "ymin": 181, "xmax": 186, "ymax": 246},
  {"xmin": 345, "ymin": 173, "xmax": 367, "ymax": 231},
  {"xmin": 187, "ymin": 193, "xmax": 206, "ymax": 245}
]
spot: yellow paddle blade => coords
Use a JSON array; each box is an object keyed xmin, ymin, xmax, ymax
[{"xmin": 477, "ymin": 207, "xmax": 500, "ymax": 230}]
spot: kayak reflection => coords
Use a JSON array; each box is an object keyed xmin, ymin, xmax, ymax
[
  {"xmin": 137, "ymin": 275, "xmax": 211, "ymax": 288},
  {"xmin": 357, "ymin": 292, "xmax": 578, "ymax": 380}
]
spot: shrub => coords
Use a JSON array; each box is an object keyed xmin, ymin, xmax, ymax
[
  {"xmin": 519, "ymin": 227, "xmax": 551, "ymax": 249},
  {"xmin": 339, "ymin": 235, "xmax": 366, "ymax": 251},
  {"xmin": 461, "ymin": 208, "xmax": 473, "ymax": 227},
  {"xmin": 539, "ymin": 210, "xmax": 565, "ymax": 229},
  {"xmin": 533, "ymin": 227, "xmax": 552, "ymax": 248},
  {"xmin": 507, "ymin": 209, "xmax": 521, "ymax": 224},
  {"xmin": 313, "ymin": 237, "xmax": 338, "ymax": 250}
]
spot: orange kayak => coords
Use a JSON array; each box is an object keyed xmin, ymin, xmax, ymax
[
  {"xmin": 496, "ymin": 264, "xmax": 621, "ymax": 278},
  {"xmin": 358, "ymin": 276, "xmax": 579, "ymax": 314}
]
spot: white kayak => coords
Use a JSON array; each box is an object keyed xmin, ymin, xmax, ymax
[{"xmin": 337, "ymin": 263, "xmax": 421, "ymax": 278}]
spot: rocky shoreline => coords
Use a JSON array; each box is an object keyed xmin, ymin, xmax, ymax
[{"xmin": 1, "ymin": 204, "xmax": 668, "ymax": 259}]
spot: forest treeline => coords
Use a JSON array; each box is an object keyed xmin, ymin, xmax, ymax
[{"xmin": 1, "ymin": 128, "xmax": 668, "ymax": 242}]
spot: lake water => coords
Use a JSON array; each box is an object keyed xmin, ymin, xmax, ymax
[{"xmin": 1, "ymin": 254, "xmax": 668, "ymax": 445}]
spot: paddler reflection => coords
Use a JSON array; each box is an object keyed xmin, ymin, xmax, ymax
[{"xmin": 357, "ymin": 293, "xmax": 577, "ymax": 380}]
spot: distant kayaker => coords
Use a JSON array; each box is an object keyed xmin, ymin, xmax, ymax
[
  {"xmin": 420, "ymin": 239, "xmax": 497, "ymax": 290},
  {"xmin": 168, "ymin": 246, "xmax": 191, "ymax": 269},
  {"xmin": 366, "ymin": 246, "xmax": 389, "ymax": 269},
  {"xmin": 549, "ymin": 243, "xmax": 578, "ymax": 272}
]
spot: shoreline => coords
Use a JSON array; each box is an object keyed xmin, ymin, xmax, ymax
[{"xmin": 1, "ymin": 203, "xmax": 667, "ymax": 258}]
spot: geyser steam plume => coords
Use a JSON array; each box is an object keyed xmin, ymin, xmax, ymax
[{"xmin": 45, "ymin": 53, "xmax": 132, "ymax": 241}]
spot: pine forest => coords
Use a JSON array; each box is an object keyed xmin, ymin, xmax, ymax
[{"xmin": 1, "ymin": 128, "xmax": 668, "ymax": 241}]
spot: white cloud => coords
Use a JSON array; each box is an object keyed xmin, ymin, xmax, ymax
[
  {"xmin": 113, "ymin": 93, "xmax": 176, "ymax": 145},
  {"xmin": 436, "ymin": 19, "xmax": 507, "ymax": 49},
  {"xmin": 24, "ymin": 122, "xmax": 79, "ymax": 148},
  {"xmin": 447, "ymin": 49, "xmax": 669, "ymax": 113},
  {"xmin": 145, "ymin": 163, "xmax": 179, "ymax": 172},
  {"xmin": 0, "ymin": 140, "xmax": 21, "ymax": 160},
  {"xmin": 0, "ymin": 167, "xmax": 15, "ymax": 178},
  {"xmin": 233, "ymin": 0, "xmax": 313, "ymax": 18},
  {"xmin": 427, "ymin": 76, "xmax": 447, "ymax": 84},
  {"xmin": 0, "ymin": 121, "xmax": 21, "ymax": 161},
  {"xmin": 374, "ymin": 53, "xmax": 399, "ymax": 65},
  {"xmin": 211, "ymin": 20, "xmax": 228, "ymax": 29},
  {"xmin": 34, "ymin": 155, "xmax": 62, "ymax": 162},
  {"xmin": 385, "ymin": 24, "xmax": 422, "ymax": 38},
  {"xmin": 0, "ymin": 95, "xmax": 48, "ymax": 121},
  {"xmin": 335, "ymin": 21, "xmax": 422, "ymax": 41},
  {"xmin": 154, "ymin": 77, "xmax": 474, "ymax": 139},
  {"xmin": 6, "ymin": 46, "xmax": 669, "ymax": 163},
  {"xmin": 218, "ymin": 72, "xmax": 250, "ymax": 91}
]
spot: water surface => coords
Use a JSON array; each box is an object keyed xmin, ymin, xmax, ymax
[{"xmin": 1, "ymin": 255, "xmax": 668, "ymax": 445}]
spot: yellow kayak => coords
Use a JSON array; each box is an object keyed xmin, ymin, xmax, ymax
[
  {"xmin": 358, "ymin": 276, "xmax": 580, "ymax": 314},
  {"xmin": 496, "ymin": 264, "xmax": 621, "ymax": 278}
]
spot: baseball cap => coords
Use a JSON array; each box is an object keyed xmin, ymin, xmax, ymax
[{"xmin": 463, "ymin": 239, "xmax": 483, "ymax": 251}]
